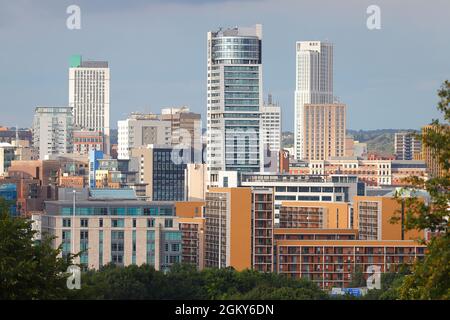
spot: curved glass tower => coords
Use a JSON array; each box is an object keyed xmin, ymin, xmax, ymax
[{"xmin": 207, "ymin": 24, "xmax": 263, "ymax": 187}]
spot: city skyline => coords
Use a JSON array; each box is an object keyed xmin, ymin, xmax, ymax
[{"xmin": 0, "ymin": 0, "xmax": 448, "ymax": 131}]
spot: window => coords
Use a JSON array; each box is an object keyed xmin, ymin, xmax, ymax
[
  {"xmin": 165, "ymin": 219, "xmax": 173, "ymax": 228},
  {"xmin": 80, "ymin": 230, "xmax": 88, "ymax": 240},
  {"xmin": 112, "ymin": 219, "xmax": 124, "ymax": 228},
  {"xmin": 62, "ymin": 230, "xmax": 71, "ymax": 240},
  {"xmin": 99, "ymin": 218, "xmax": 103, "ymax": 228},
  {"xmin": 133, "ymin": 219, "xmax": 137, "ymax": 228},
  {"xmin": 63, "ymin": 218, "xmax": 71, "ymax": 228},
  {"xmin": 80, "ymin": 219, "xmax": 88, "ymax": 228},
  {"xmin": 147, "ymin": 219, "xmax": 155, "ymax": 228}
]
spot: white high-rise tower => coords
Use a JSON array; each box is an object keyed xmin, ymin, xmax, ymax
[
  {"xmin": 69, "ymin": 55, "xmax": 110, "ymax": 154},
  {"xmin": 294, "ymin": 41, "xmax": 333, "ymax": 160}
]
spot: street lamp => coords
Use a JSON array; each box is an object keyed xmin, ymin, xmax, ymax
[
  {"xmin": 218, "ymin": 195, "xmax": 223, "ymax": 269},
  {"xmin": 72, "ymin": 189, "xmax": 77, "ymax": 256}
]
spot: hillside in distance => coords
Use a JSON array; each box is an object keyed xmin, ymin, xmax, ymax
[{"xmin": 282, "ymin": 129, "xmax": 419, "ymax": 156}]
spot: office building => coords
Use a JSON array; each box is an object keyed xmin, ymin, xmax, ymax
[
  {"xmin": 41, "ymin": 189, "xmax": 182, "ymax": 271},
  {"xmin": 302, "ymin": 103, "xmax": 346, "ymax": 160},
  {"xmin": 118, "ymin": 113, "xmax": 171, "ymax": 160},
  {"xmin": 207, "ymin": 24, "xmax": 264, "ymax": 186},
  {"xmin": 395, "ymin": 132, "xmax": 421, "ymax": 160},
  {"xmin": 130, "ymin": 145, "xmax": 188, "ymax": 201},
  {"xmin": 0, "ymin": 143, "xmax": 15, "ymax": 175},
  {"xmin": 0, "ymin": 183, "xmax": 18, "ymax": 216},
  {"xmin": 294, "ymin": 41, "xmax": 334, "ymax": 160},
  {"xmin": 69, "ymin": 55, "xmax": 110, "ymax": 154},
  {"xmin": 32, "ymin": 107, "xmax": 73, "ymax": 160}
]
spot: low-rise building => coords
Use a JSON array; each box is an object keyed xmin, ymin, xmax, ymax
[
  {"xmin": 41, "ymin": 189, "xmax": 183, "ymax": 271},
  {"xmin": 275, "ymin": 240, "xmax": 425, "ymax": 289}
]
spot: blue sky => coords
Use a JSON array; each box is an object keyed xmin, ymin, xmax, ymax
[{"xmin": 0, "ymin": 0, "xmax": 448, "ymax": 131}]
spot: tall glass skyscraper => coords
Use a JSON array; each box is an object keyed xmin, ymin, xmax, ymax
[{"xmin": 207, "ymin": 24, "xmax": 263, "ymax": 187}]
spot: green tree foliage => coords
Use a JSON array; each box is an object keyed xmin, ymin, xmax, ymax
[
  {"xmin": 0, "ymin": 198, "xmax": 74, "ymax": 299},
  {"xmin": 70, "ymin": 264, "xmax": 327, "ymax": 300},
  {"xmin": 391, "ymin": 80, "xmax": 450, "ymax": 300},
  {"xmin": 348, "ymin": 265, "xmax": 366, "ymax": 288}
]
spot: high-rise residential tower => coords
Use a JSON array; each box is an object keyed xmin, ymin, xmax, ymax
[
  {"xmin": 69, "ymin": 55, "xmax": 110, "ymax": 154},
  {"xmin": 394, "ymin": 131, "xmax": 421, "ymax": 160},
  {"xmin": 32, "ymin": 106, "xmax": 73, "ymax": 160},
  {"xmin": 302, "ymin": 103, "xmax": 346, "ymax": 161},
  {"xmin": 294, "ymin": 41, "xmax": 333, "ymax": 160},
  {"xmin": 261, "ymin": 94, "xmax": 281, "ymax": 153},
  {"xmin": 207, "ymin": 24, "xmax": 264, "ymax": 187}
]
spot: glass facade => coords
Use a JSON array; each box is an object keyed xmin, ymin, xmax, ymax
[
  {"xmin": 207, "ymin": 25, "xmax": 263, "ymax": 183},
  {"xmin": 58, "ymin": 204, "xmax": 175, "ymax": 216},
  {"xmin": 0, "ymin": 184, "xmax": 17, "ymax": 216},
  {"xmin": 152, "ymin": 148, "xmax": 186, "ymax": 201}
]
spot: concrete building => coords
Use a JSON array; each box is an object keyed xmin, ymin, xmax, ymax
[
  {"xmin": 354, "ymin": 195, "xmax": 425, "ymax": 241},
  {"xmin": 185, "ymin": 163, "xmax": 207, "ymax": 201},
  {"xmin": 69, "ymin": 55, "xmax": 110, "ymax": 154},
  {"xmin": 0, "ymin": 127, "xmax": 32, "ymax": 145},
  {"xmin": 395, "ymin": 132, "xmax": 421, "ymax": 160},
  {"xmin": 160, "ymin": 107, "xmax": 202, "ymax": 162},
  {"xmin": 218, "ymin": 171, "xmax": 364, "ymax": 223},
  {"xmin": 261, "ymin": 94, "xmax": 281, "ymax": 153},
  {"xmin": 175, "ymin": 202, "xmax": 205, "ymax": 270},
  {"xmin": 6, "ymin": 159, "xmax": 61, "ymax": 214},
  {"xmin": 73, "ymin": 130, "xmax": 104, "ymax": 155},
  {"xmin": 207, "ymin": 24, "xmax": 264, "ymax": 187},
  {"xmin": 294, "ymin": 41, "xmax": 334, "ymax": 160},
  {"xmin": 118, "ymin": 113, "xmax": 171, "ymax": 160},
  {"xmin": 204, "ymin": 187, "xmax": 253, "ymax": 270},
  {"xmin": 251, "ymin": 188, "xmax": 275, "ymax": 272},
  {"xmin": 32, "ymin": 106, "xmax": 73, "ymax": 160},
  {"xmin": 302, "ymin": 103, "xmax": 346, "ymax": 161},
  {"xmin": 289, "ymin": 158, "xmax": 427, "ymax": 187},
  {"xmin": 279, "ymin": 201, "xmax": 351, "ymax": 230},
  {"xmin": 203, "ymin": 187, "xmax": 275, "ymax": 272}
]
